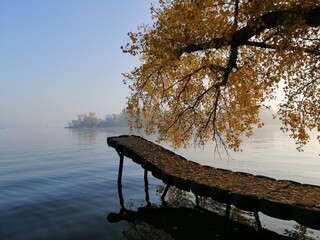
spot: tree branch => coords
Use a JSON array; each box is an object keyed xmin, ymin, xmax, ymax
[
  {"xmin": 244, "ymin": 41, "xmax": 320, "ymax": 55},
  {"xmin": 177, "ymin": 7, "xmax": 320, "ymax": 55},
  {"xmin": 234, "ymin": 7, "xmax": 320, "ymax": 44}
]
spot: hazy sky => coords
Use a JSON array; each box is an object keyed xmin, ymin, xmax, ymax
[{"xmin": 0, "ymin": 0, "xmax": 157, "ymax": 128}]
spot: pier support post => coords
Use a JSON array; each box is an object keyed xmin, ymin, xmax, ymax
[
  {"xmin": 161, "ymin": 184, "xmax": 170, "ymax": 201},
  {"xmin": 254, "ymin": 211, "xmax": 262, "ymax": 231},
  {"xmin": 225, "ymin": 202, "xmax": 231, "ymax": 224},
  {"xmin": 144, "ymin": 169, "xmax": 151, "ymax": 206},
  {"xmin": 195, "ymin": 195, "xmax": 200, "ymax": 206},
  {"xmin": 116, "ymin": 150, "xmax": 125, "ymax": 209}
]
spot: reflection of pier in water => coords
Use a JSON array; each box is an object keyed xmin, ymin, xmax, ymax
[
  {"xmin": 108, "ymin": 207, "xmax": 295, "ymax": 239},
  {"xmin": 108, "ymin": 135, "xmax": 320, "ymax": 239},
  {"xmin": 110, "ymin": 166, "xmax": 294, "ymax": 239}
]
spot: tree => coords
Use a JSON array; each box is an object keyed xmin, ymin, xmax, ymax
[
  {"xmin": 68, "ymin": 112, "xmax": 100, "ymax": 128},
  {"xmin": 123, "ymin": 0, "xmax": 319, "ymax": 151},
  {"xmin": 100, "ymin": 112, "xmax": 128, "ymax": 127},
  {"xmin": 68, "ymin": 111, "xmax": 128, "ymax": 128}
]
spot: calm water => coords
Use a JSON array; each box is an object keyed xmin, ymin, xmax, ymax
[{"xmin": 0, "ymin": 126, "xmax": 319, "ymax": 239}]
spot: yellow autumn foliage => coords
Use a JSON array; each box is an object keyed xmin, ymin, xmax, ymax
[{"xmin": 123, "ymin": 0, "xmax": 319, "ymax": 151}]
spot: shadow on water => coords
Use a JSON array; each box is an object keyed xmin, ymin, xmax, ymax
[
  {"xmin": 107, "ymin": 163, "xmax": 309, "ymax": 240},
  {"xmin": 108, "ymin": 205, "xmax": 294, "ymax": 240},
  {"xmin": 109, "ymin": 185, "xmax": 318, "ymax": 239}
]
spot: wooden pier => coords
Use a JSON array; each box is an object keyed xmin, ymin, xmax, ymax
[{"xmin": 107, "ymin": 135, "xmax": 320, "ymax": 231}]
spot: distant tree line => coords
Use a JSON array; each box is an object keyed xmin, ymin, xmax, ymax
[
  {"xmin": 67, "ymin": 112, "xmax": 128, "ymax": 128},
  {"xmin": 67, "ymin": 107, "xmax": 278, "ymax": 129}
]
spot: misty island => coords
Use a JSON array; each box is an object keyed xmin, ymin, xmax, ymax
[{"xmin": 67, "ymin": 112, "xmax": 127, "ymax": 128}]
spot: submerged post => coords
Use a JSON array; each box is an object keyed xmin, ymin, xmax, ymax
[
  {"xmin": 161, "ymin": 185, "xmax": 171, "ymax": 201},
  {"xmin": 195, "ymin": 195, "xmax": 200, "ymax": 206},
  {"xmin": 254, "ymin": 212, "xmax": 262, "ymax": 231},
  {"xmin": 116, "ymin": 150, "xmax": 125, "ymax": 209},
  {"xmin": 144, "ymin": 169, "xmax": 151, "ymax": 206},
  {"xmin": 225, "ymin": 202, "xmax": 231, "ymax": 224}
]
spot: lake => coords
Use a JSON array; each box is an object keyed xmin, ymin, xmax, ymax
[{"xmin": 0, "ymin": 126, "xmax": 319, "ymax": 239}]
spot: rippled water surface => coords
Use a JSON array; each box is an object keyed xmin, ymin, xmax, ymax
[{"xmin": 0, "ymin": 127, "xmax": 319, "ymax": 239}]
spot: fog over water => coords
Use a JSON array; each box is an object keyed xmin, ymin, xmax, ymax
[{"xmin": 0, "ymin": 1, "xmax": 158, "ymax": 128}]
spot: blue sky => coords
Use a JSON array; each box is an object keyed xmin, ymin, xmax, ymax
[{"xmin": 0, "ymin": 0, "xmax": 156, "ymax": 127}]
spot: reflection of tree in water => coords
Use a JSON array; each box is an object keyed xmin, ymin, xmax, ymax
[
  {"xmin": 285, "ymin": 225, "xmax": 318, "ymax": 240},
  {"xmin": 109, "ymin": 183, "xmax": 296, "ymax": 239},
  {"xmin": 156, "ymin": 185, "xmax": 256, "ymax": 228},
  {"xmin": 123, "ymin": 222, "xmax": 174, "ymax": 240},
  {"xmin": 156, "ymin": 185, "xmax": 318, "ymax": 239},
  {"xmin": 69, "ymin": 128, "xmax": 99, "ymax": 143},
  {"xmin": 156, "ymin": 185, "xmax": 194, "ymax": 208}
]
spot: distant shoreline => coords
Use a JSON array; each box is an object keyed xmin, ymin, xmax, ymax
[{"xmin": 65, "ymin": 125, "xmax": 128, "ymax": 129}]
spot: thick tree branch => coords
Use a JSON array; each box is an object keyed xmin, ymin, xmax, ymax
[
  {"xmin": 305, "ymin": 8, "xmax": 320, "ymax": 27},
  {"xmin": 177, "ymin": 6, "xmax": 320, "ymax": 88},
  {"xmin": 179, "ymin": 38, "xmax": 226, "ymax": 55},
  {"xmin": 220, "ymin": 44, "xmax": 238, "ymax": 87},
  {"xmin": 244, "ymin": 41, "xmax": 274, "ymax": 49},
  {"xmin": 244, "ymin": 41, "xmax": 320, "ymax": 55},
  {"xmin": 178, "ymin": 7, "xmax": 320, "ymax": 55},
  {"xmin": 234, "ymin": 7, "xmax": 320, "ymax": 44}
]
